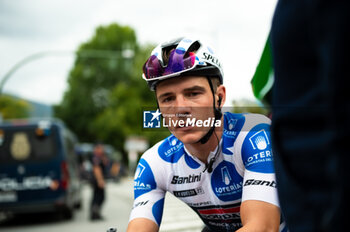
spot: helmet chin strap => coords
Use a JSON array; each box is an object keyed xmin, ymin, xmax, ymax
[
  {"xmin": 199, "ymin": 77, "xmax": 222, "ymax": 173},
  {"xmin": 197, "ymin": 78, "xmax": 222, "ymax": 144}
]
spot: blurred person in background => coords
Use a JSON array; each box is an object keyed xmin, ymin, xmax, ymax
[
  {"xmin": 270, "ymin": 0, "xmax": 350, "ymax": 231},
  {"xmin": 90, "ymin": 143, "xmax": 109, "ymax": 220}
]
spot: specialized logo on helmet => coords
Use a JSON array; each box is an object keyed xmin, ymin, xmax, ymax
[
  {"xmin": 211, "ymin": 161, "xmax": 243, "ymax": 202},
  {"xmin": 202, "ymin": 52, "xmax": 221, "ymax": 67}
]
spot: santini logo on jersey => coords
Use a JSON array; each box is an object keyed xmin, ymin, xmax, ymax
[
  {"xmin": 171, "ymin": 173, "xmax": 201, "ymax": 184},
  {"xmin": 244, "ymin": 179, "xmax": 276, "ymax": 188}
]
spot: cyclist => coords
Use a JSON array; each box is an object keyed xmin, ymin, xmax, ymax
[{"xmin": 127, "ymin": 37, "xmax": 286, "ymax": 231}]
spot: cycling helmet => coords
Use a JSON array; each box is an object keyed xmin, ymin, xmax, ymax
[{"xmin": 142, "ymin": 37, "xmax": 224, "ymax": 91}]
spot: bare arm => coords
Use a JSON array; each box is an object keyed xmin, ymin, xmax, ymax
[
  {"xmin": 127, "ymin": 218, "xmax": 159, "ymax": 232},
  {"xmin": 237, "ymin": 200, "xmax": 280, "ymax": 232},
  {"xmin": 93, "ymin": 165, "xmax": 105, "ymax": 188}
]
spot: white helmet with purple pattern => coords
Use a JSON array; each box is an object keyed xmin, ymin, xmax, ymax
[{"xmin": 142, "ymin": 37, "xmax": 224, "ymax": 91}]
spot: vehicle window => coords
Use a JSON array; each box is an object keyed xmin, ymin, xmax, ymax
[{"xmin": 0, "ymin": 125, "xmax": 58, "ymax": 163}]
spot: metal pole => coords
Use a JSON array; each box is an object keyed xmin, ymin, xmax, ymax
[{"xmin": 0, "ymin": 49, "xmax": 134, "ymax": 95}]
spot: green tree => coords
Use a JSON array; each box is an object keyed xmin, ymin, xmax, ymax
[
  {"xmin": 0, "ymin": 95, "xmax": 31, "ymax": 119},
  {"xmin": 55, "ymin": 23, "xmax": 139, "ymax": 142},
  {"xmin": 54, "ymin": 23, "xmax": 169, "ymax": 163}
]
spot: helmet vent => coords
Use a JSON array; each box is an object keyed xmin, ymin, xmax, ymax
[{"xmin": 185, "ymin": 41, "xmax": 200, "ymax": 56}]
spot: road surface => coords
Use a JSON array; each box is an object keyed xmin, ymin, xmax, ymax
[{"xmin": 0, "ymin": 177, "xmax": 204, "ymax": 232}]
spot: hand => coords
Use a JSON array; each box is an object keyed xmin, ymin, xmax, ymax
[{"xmin": 97, "ymin": 179, "xmax": 105, "ymax": 188}]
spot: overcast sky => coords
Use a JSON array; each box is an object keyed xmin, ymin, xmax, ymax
[{"xmin": 0, "ymin": 0, "xmax": 277, "ymax": 106}]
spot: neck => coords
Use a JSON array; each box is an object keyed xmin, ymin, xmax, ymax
[{"xmin": 184, "ymin": 118, "xmax": 223, "ymax": 163}]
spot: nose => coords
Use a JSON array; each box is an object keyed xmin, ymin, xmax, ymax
[
  {"xmin": 174, "ymin": 94, "xmax": 189, "ymax": 108},
  {"xmin": 174, "ymin": 95, "xmax": 191, "ymax": 119}
]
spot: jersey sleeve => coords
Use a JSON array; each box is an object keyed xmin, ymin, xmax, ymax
[
  {"xmin": 129, "ymin": 157, "xmax": 166, "ymax": 226},
  {"xmin": 240, "ymin": 115, "xmax": 280, "ymax": 207}
]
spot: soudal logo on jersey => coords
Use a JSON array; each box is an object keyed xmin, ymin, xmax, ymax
[
  {"xmin": 244, "ymin": 179, "xmax": 277, "ymax": 188},
  {"xmin": 171, "ymin": 173, "xmax": 201, "ymax": 184},
  {"xmin": 195, "ymin": 204, "xmax": 243, "ymax": 231},
  {"xmin": 202, "ymin": 213, "xmax": 240, "ymax": 221}
]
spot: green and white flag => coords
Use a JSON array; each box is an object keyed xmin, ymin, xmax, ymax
[{"xmin": 251, "ymin": 35, "xmax": 274, "ymax": 106}]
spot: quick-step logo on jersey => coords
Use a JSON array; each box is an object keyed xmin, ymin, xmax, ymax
[{"xmin": 211, "ymin": 161, "xmax": 243, "ymax": 202}]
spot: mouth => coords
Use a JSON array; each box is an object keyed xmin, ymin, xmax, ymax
[{"xmin": 175, "ymin": 124, "xmax": 194, "ymax": 131}]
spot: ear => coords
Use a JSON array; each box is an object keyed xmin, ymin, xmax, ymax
[{"xmin": 216, "ymin": 85, "xmax": 226, "ymax": 108}]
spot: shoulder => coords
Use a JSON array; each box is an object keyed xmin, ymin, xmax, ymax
[
  {"xmin": 239, "ymin": 113, "xmax": 271, "ymax": 147},
  {"xmin": 241, "ymin": 113, "xmax": 271, "ymax": 130},
  {"xmin": 142, "ymin": 134, "xmax": 185, "ymax": 165},
  {"xmin": 238, "ymin": 114, "xmax": 274, "ymax": 173},
  {"xmin": 140, "ymin": 139, "xmax": 163, "ymax": 161},
  {"xmin": 222, "ymin": 112, "xmax": 270, "ymax": 139},
  {"xmin": 135, "ymin": 135, "xmax": 185, "ymax": 193},
  {"xmin": 223, "ymin": 111, "xmax": 270, "ymax": 128}
]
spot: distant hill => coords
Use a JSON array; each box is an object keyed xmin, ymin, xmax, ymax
[
  {"xmin": 27, "ymin": 99, "xmax": 53, "ymax": 118},
  {"xmin": 4, "ymin": 94, "xmax": 53, "ymax": 118}
]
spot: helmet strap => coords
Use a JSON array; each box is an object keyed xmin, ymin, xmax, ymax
[{"xmin": 197, "ymin": 77, "xmax": 222, "ymax": 144}]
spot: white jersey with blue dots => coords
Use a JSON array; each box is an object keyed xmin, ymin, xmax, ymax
[{"xmin": 129, "ymin": 112, "xmax": 287, "ymax": 231}]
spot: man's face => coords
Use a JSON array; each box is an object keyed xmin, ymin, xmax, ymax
[
  {"xmin": 156, "ymin": 76, "xmax": 217, "ymax": 144},
  {"xmin": 94, "ymin": 145, "xmax": 104, "ymax": 156}
]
